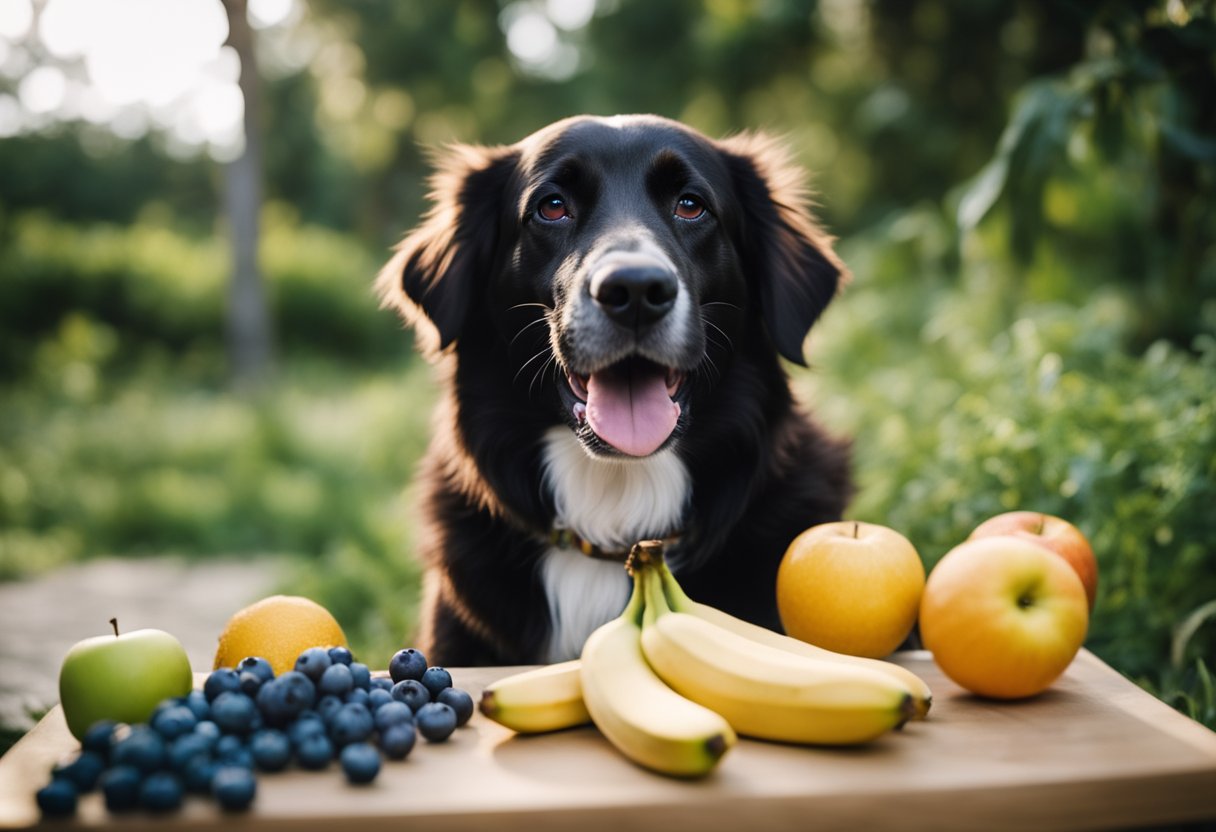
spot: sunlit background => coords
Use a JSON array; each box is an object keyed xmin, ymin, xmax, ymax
[{"xmin": 0, "ymin": 0, "xmax": 1213, "ymax": 747}]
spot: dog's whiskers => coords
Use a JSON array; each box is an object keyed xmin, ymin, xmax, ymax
[
  {"xmin": 509, "ymin": 315, "xmax": 552, "ymax": 348},
  {"xmin": 703, "ymin": 318, "xmax": 735, "ymax": 352},
  {"xmin": 513, "ymin": 345, "xmax": 554, "ymax": 387}
]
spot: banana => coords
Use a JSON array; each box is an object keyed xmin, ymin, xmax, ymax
[
  {"xmin": 639, "ymin": 566, "xmax": 915, "ymax": 745},
  {"xmin": 579, "ymin": 569, "xmax": 736, "ymax": 777},
  {"xmin": 479, "ymin": 660, "xmax": 591, "ymax": 733},
  {"xmin": 657, "ymin": 561, "xmax": 932, "ymax": 718}
]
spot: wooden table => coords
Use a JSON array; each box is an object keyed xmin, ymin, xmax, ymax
[{"xmin": 1, "ymin": 650, "xmax": 1214, "ymax": 830}]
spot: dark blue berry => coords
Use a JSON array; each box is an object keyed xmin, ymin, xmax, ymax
[
  {"xmin": 168, "ymin": 733, "xmax": 213, "ymax": 772},
  {"xmin": 368, "ymin": 688, "xmax": 394, "ymax": 711},
  {"xmin": 152, "ymin": 704, "xmax": 198, "ymax": 740},
  {"xmin": 391, "ymin": 679, "xmax": 430, "ymax": 712},
  {"xmin": 415, "ymin": 702, "xmax": 457, "ymax": 743},
  {"xmin": 250, "ymin": 729, "xmax": 291, "ymax": 772},
  {"xmin": 437, "ymin": 687, "xmax": 475, "ymax": 727},
  {"xmin": 369, "ymin": 676, "xmax": 394, "ymax": 692},
  {"xmin": 389, "ymin": 648, "xmax": 428, "ymax": 683},
  {"xmin": 204, "ymin": 668, "xmax": 242, "ymax": 702},
  {"xmin": 349, "ymin": 662, "xmax": 371, "ymax": 691},
  {"xmin": 344, "ymin": 687, "xmax": 370, "ymax": 708},
  {"xmin": 80, "ymin": 720, "xmax": 118, "ymax": 760},
  {"xmin": 99, "ymin": 765, "xmax": 142, "ymax": 812},
  {"xmin": 316, "ymin": 694, "xmax": 343, "ymax": 724},
  {"xmin": 211, "ymin": 691, "xmax": 258, "ymax": 735},
  {"xmin": 182, "ymin": 757, "xmax": 219, "ymax": 794},
  {"xmin": 111, "ymin": 726, "xmax": 167, "ymax": 774},
  {"xmin": 36, "ymin": 778, "xmax": 77, "ymax": 817},
  {"xmin": 239, "ymin": 670, "xmax": 268, "ymax": 697},
  {"xmin": 51, "ymin": 749, "xmax": 105, "ymax": 792},
  {"xmin": 287, "ymin": 713, "xmax": 327, "ymax": 749},
  {"xmin": 212, "ymin": 765, "xmax": 257, "ymax": 811},
  {"xmin": 295, "ymin": 733, "xmax": 333, "ymax": 770},
  {"xmin": 420, "ymin": 667, "xmax": 453, "ymax": 699},
  {"xmin": 327, "ymin": 646, "xmax": 353, "ymax": 666},
  {"xmin": 193, "ymin": 719, "xmax": 221, "ymax": 750},
  {"xmin": 318, "ymin": 663, "xmax": 353, "ymax": 697},
  {"xmin": 294, "ymin": 647, "xmax": 332, "ymax": 682},
  {"xmin": 378, "ymin": 721, "xmax": 416, "ymax": 760},
  {"xmin": 237, "ymin": 656, "xmax": 274, "ymax": 684},
  {"xmin": 339, "ymin": 742, "xmax": 381, "ymax": 784},
  {"xmin": 373, "ymin": 701, "xmax": 413, "ymax": 733},
  {"xmin": 139, "ymin": 772, "xmax": 184, "ymax": 812},
  {"xmin": 183, "ymin": 690, "xmax": 210, "ymax": 721},
  {"xmin": 328, "ymin": 702, "xmax": 374, "ymax": 747}
]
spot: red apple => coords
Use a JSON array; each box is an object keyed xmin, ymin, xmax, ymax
[
  {"xmin": 920, "ymin": 536, "xmax": 1089, "ymax": 699},
  {"xmin": 969, "ymin": 511, "xmax": 1098, "ymax": 611}
]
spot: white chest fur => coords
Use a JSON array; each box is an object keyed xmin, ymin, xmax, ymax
[{"xmin": 538, "ymin": 427, "xmax": 691, "ymax": 662}]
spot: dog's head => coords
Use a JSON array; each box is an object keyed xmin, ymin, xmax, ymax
[{"xmin": 378, "ymin": 115, "xmax": 847, "ymax": 459}]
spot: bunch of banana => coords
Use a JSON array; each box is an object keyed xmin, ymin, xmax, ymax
[{"xmin": 478, "ymin": 540, "xmax": 930, "ymax": 776}]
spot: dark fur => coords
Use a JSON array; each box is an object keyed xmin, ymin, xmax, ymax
[{"xmin": 377, "ymin": 115, "xmax": 852, "ymax": 665}]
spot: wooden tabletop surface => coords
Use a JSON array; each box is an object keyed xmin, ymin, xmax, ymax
[{"xmin": 1, "ymin": 649, "xmax": 1214, "ymax": 831}]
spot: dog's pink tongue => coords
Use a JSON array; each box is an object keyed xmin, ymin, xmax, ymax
[{"xmin": 585, "ymin": 367, "xmax": 680, "ymax": 457}]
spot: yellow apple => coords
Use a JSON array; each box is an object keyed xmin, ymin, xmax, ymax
[
  {"xmin": 919, "ymin": 536, "xmax": 1089, "ymax": 699},
  {"xmin": 776, "ymin": 521, "xmax": 925, "ymax": 658},
  {"xmin": 969, "ymin": 511, "xmax": 1098, "ymax": 611}
]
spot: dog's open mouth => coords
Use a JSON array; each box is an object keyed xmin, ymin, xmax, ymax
[{"xmin": 564, "ymin": 357, "xmax": 684, "ymax": 457}]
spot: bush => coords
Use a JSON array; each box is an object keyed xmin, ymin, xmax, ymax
[{"xmin": 0, "ymin": 211, "xmax": 407, "ymax": 381}]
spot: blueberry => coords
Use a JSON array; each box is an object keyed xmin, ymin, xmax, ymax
[
  {"xmin": 256, "ymin": 672, "xmax": 315, "ymax": 726},
  {"xmin": 111, "ymin": 726, "xmax": 167, "ymax": 774},
  {"xmin": 237, "ymin": 656, "xmax": 275, "ymax": 683},
  {"xmin": 339, "ymin": 742, "xmax": 381, "ymax": 785},
  {"xmin": 212, "ymin": 765, "xmax": 257, "ymax": 811},
  {"xmin": 345, "ymin": 687, "xmax": 370, "ymax": 708},
  {"xmin": 279, "ymin": 670, "xmax": 317, "ymax": 712},
  {"xmin": 329, "ymin": 702, "xmax": 374, "ymax": 747},
  {"xmin": 239, "ymin": 670, "xmax": 268, "ymax": 697},
  {"xmin": 193, "ymin": 719, "xmax": 221, "ymax": 749},
  {"xmin": 250, "ymin": 729, "xmax": 291, "ymax": 772},
  {"xmin": 318, "ymin": 663, "xmax": 353, "ymax": 697},
  {"xmin": 327, "ymin": 646, "xmax": 353, "ymax": 666},
  {"xmin": 36, "ymin": 778, "xmax": 77, "ymax": 817},
  {"xmin": 139, "ymin": 771, "xmax": 184, "ymax": 812},
  {"xmin": 182, "ymin": 756, "xmax": 219, "ymax": 794},
  {"xmin": 183, "ymin": 689, "xmax": 210, "ymax": 720},
  {"xmin": 152, "ymin": 703, "xmax": 198, "ymax": 740},
  {"xmin": 415, "ymin": 702, "xmax": 457, "ymax": 743},
  {"xmin": 295, "ymin": 733, "xmax": 334, "ymax": 770},
  {"xmin": 369, "ymin": 676, "xmax": 394, "ymax": 692},
  {"xmin": 436, "ymin": 688, "xmax": 475, "ymax": 727},
  {"xmin": 99, "ymin": 764, "xmax": 142, "ymax": 812},
  {"xmin": 211, "ymin": 691, "xmax": 259, "ymax": 735},
  {"xmin": 378, "ymin": 721, "xmax": 416, "ymax": 760},
  {"xmin": 421, "ymin": 667, "xmax": 453, "ymax": 699},
  {"xmin": 287, "ymin": 713, "xmax": 327, "ymax": 749},
  {"xmin": 391, "ymin": 679, "xmax": 430, "ymax": 712},
  {"xmin": 51, "ymin": 749, "xmax": 105, "ymax": 792},
  {"xmin": 294, "ymin": 647, "xmax": 332, "ymax": 682},
  {"xmin": 389, "ymin": 648, "xmax": 428, "ymax": 683},
  {"xmin": 373, "ymin": 701, "xmax": 413, "ymax": 733},
  {"xmin": 368, "ymin": 688, "xmax": 394, "ymax": 711},
  {"xmin": 168, "ymin": 733, "xmax": 213, "ymax": 772},
  {"xmin": 204, "ymin": 668, "xmax": 242, "ymax": 702},
  {"xmin": 215, "ymin": 733, "xmax": 245, "ymax": 759},
  {"xmin": 349, "ymin": 662, "xmax": 371, "ymax": 691},
  {"xmin": 316, "ymin": 694, "xmax": 343, "ymax": 724},
  {"xmin": 80, "ymin": 719, "xmax": 118, "ymax": 760}
]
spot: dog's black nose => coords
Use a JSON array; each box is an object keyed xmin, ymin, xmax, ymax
[{"xmin": 593, "ymin": 266, "xmax": 678, "ymax": 326}]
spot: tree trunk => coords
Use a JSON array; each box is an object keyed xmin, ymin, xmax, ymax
[{"xmin": 222, "ymin": 0, "xmax": 273, "ymax": 389}]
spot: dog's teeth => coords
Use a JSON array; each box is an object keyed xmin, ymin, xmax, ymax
[{"xmin": 573, "ymin": 402, "xmax": 587, "ymax": 423}]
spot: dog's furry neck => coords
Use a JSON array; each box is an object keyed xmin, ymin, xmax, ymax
[{"xmin": 538, "ymin": 427, "xmax": 690, "ymax": 662}]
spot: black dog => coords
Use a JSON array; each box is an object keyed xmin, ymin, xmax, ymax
[{"xmin": 377, "ymin": 115, "xmax": 852, "ymax": 666}]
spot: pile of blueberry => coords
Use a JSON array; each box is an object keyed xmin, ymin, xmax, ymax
[{"xmin": 35, "ymin": 646, "xmax": 475, "ymax": 818}]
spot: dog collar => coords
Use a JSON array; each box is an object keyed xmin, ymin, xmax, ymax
[{"xmin": 549, "ymin": 528, "xmax": 683, "ymax": 562}]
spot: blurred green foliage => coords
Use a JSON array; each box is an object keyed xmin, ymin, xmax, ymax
[{"xmin": 0, "ymin": 0, "xmax": 1213, "ymax": 730}]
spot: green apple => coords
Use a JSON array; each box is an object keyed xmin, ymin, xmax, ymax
[{"xmin": 58, "ymin": 619, "xmax": 193, "ymax": 740}]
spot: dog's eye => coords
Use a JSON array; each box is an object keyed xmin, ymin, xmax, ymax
[
  {"xmin": 537, "ymin": 195, "xmax": 570, "ymax": 222},
  {"xmin": 675, "ymin": 195, "xmax": 706, "ymax": 221}
]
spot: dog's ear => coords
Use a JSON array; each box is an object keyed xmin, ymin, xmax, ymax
[
  {"xmin": 717, "ymin": 134, "xmax": 850, "ymax": 366},
  {"xmin": 376, "ymin": 144, "xmax": 518, "ymax": 353}
]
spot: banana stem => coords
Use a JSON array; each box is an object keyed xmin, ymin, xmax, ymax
[
  {"xmin": 640, "ymin": 567, "xmax": 671, "ymax": 628},
  {"xmin": 656, "ymin": 561, "xmax": 696, "ymax": 614},
  {"xmin": 623, "ymin": 568, "xmax": 646, "ymax": 626}
]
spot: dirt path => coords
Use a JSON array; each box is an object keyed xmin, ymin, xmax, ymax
[{"xmin": 0, "ymin": 557, "xmax": 279, "ymax": 733}]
